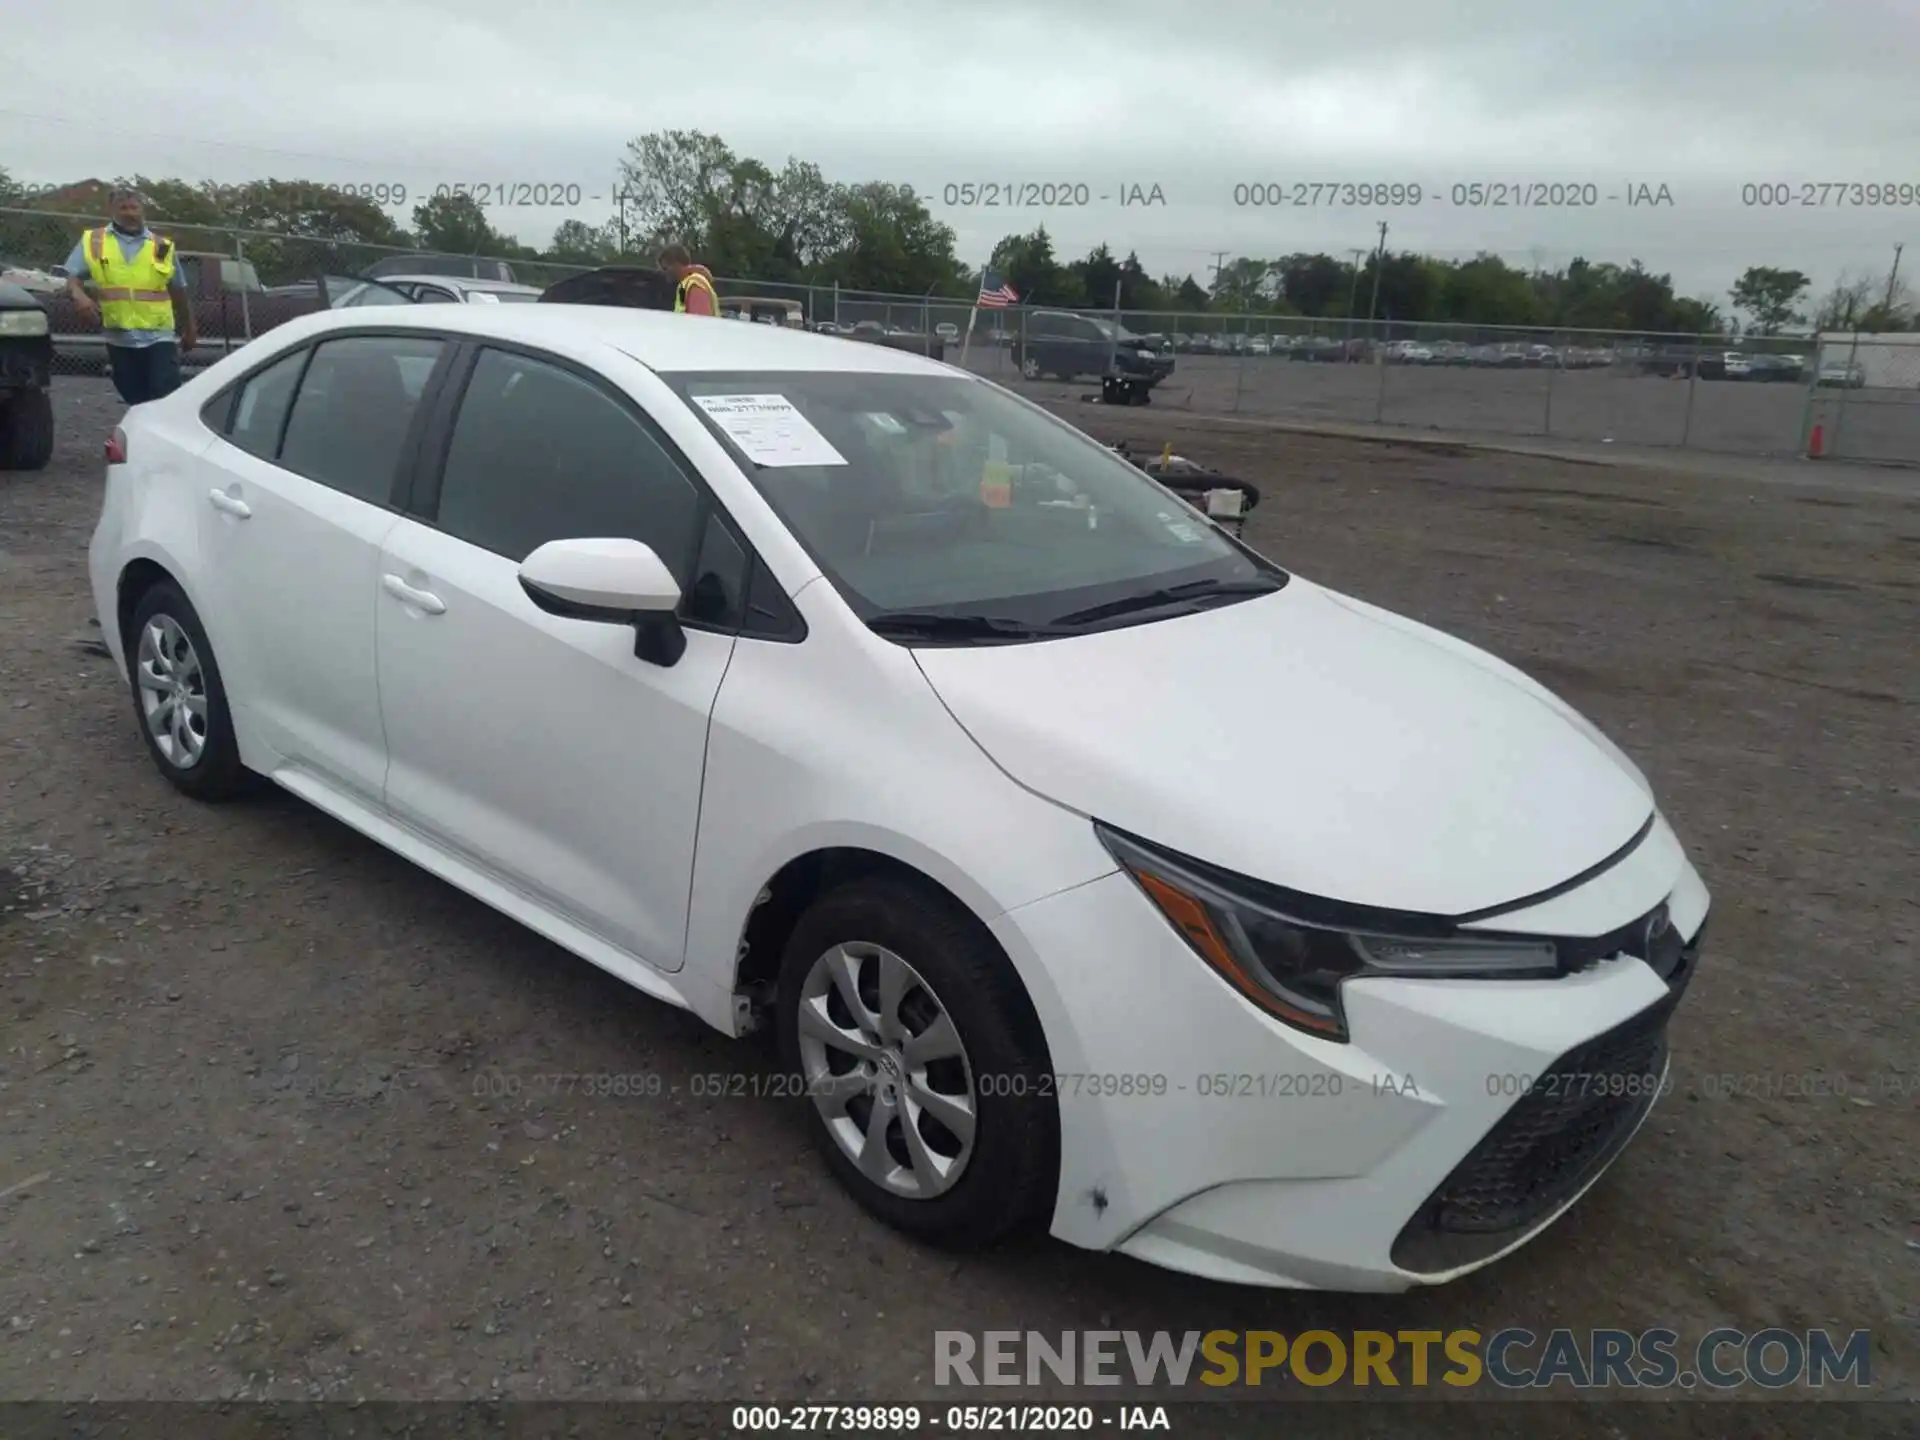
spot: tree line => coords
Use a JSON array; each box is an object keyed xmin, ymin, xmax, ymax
[{"xmin": 3, "ymin": 133, "xmax": 1910, "ymax": 336}]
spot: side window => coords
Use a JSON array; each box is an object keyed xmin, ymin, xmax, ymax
[
  {"xmin": 278, "ymin": 335, "xmax": 446, "ymax": 504},
  {"xmin": 432, "ymin": 348, "xmax": 704, "ymax": 582},
  {"xmin": 223, "ymin": 347, "xmax": 307, "ymax": 458},
  {"xmin": 414, "ymin": 287, "xmax": 457, "ymax": 304},
  {"xmin": 1028, "ymin": 315, "xmax": 1056, "ymax": 339}
]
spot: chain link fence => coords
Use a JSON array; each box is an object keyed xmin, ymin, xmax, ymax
[
  {"xmin": 1800, "ymin": 334, "xmax": 1920, "ymax": 464},
  {"xmin": 8, "ymin": 205, "xmax": 1916, "ymax": 466}
]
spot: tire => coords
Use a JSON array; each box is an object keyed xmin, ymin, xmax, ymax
[
  {"xmin": 1019, "ymin": 350, "xmax": 1044, "ymax": 381},
  {"xmin": 777, "ymin": 876, "xmax": 1059, "ymax": 1250},
  {"xmin": 124, "ymin": 580, "xmax": 250, "ymax": 801},
  {"xmin": 0, "ymin": 388, "xmax": 54, "ymax": 471}
]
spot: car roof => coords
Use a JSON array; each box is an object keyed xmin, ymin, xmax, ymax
[{"xmin": 278, "ymin": 302, "xmax": 964, "ymax": 375}]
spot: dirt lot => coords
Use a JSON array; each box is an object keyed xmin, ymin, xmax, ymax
[{"xmin": 0, "ymin": 381, "xmax": 1915, "ymax": 1429}]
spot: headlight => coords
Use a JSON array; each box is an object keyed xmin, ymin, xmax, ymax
[
  {"xmin": 1098, "ymin": 825, "xmax": 1559, "ymax": 1041},
  {"xmin": 0, "ymin": 309, "xmax": 50, "ymax": 337}
]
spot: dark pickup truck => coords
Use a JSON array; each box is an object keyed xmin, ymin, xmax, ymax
[
  {"xmin": 43, "ymin": 249, "xmax": 326, "ymax": 372},
  {"xmin": 1014, "ymin": 310, "xmax": 1174, "ymax": 398}
]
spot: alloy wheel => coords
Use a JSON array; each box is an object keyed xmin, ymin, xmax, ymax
[
  {"xmin": 135, "ymin": 615, "xmax": 208, "ymax": 768},
  {"xmin": 795, "ymin": 942, "xmax": 978, "ymax": 1199}
]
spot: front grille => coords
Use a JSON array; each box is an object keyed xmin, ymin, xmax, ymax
[{"xmin": 1391, "ymin": 941, "xmax": 1698, "ymax": 1275}]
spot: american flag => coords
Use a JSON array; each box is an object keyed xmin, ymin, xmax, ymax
[{"xmin": 976, "ymin": 268, "xmax": 1019, "ymax": 308}]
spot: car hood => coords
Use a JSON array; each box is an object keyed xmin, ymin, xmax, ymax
[{"xmin": 911, "ymin": 579, "xmax": 1654, "ymax": 917}]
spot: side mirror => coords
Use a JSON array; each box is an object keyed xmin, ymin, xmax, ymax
[{"xmin": 518, "ymin": 538, "xmax": 686, "ymax": 666}]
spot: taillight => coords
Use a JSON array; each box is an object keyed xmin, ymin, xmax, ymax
[{"xmin": 105, "ymin": 427, "xmax": 126, "ymax": 465}]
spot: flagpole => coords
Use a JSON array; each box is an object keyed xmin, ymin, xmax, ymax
[{"xmin": 960, "ymin": 260, "xmax": 984, "ymax": 369}]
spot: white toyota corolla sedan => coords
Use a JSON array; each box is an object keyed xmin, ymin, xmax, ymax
[{"xmin": 88, "ymin": 303, "xmax": 1709, "ymax": 1290}]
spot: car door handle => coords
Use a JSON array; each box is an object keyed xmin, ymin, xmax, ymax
[
  {"xmin": 381, "ymin": 573, "xmax": 446, "ymax": 615},
  {"xmin": 207, "ymin": 488, "xmax": 251, "ymax": 518}
]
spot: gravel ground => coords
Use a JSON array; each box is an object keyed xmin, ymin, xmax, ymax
[{"xmin": 0, "ymin": 381, "xmax": 1914, "ymax": 1431}]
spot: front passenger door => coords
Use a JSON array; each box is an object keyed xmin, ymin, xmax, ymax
[{"xmin": 374, "ymin": 344, "xmax": 739, "ymax": 972}]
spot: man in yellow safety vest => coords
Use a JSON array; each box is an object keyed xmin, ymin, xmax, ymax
[
  {"xmin": 659, "ymin": 243, "xmax": 720, "ymax": 316},
  {"xmin": 64, "ymin": 187, "xmax": 198, "ymax": 405}
]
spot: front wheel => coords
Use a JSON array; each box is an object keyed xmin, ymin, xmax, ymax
[
  {"xmin": 777, "ymin": 877, "xmax": 1059, "ymax": 1249},
  {"xmin": 0, "ymin": 388, "xmax": 54, "ymax": 471},
  {"xmin": 1019, "ymin": 351, "xmax": 1044, "ymax": 381}
]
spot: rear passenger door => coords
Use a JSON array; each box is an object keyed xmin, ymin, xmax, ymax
[
  {"xmin": 373, "ymin": 342, "xmax": 747, "ymax": 972},
  {"xmin": 195, "ymin": 331, "xmax": 451, "ymax": 803}
]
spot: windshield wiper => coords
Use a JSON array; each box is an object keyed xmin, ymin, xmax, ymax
[
  {"xmin": 1050, "ymin": 577, "xmax": 1282, "ymax": 628},
  {"xmin": 865, "ymin": 611, "xmax": 1070, "ymax": 643}
]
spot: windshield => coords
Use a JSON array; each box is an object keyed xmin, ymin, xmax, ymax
[{"xmin": 660, "ymin": 370, "xmax": 1284, "ymax": 631}]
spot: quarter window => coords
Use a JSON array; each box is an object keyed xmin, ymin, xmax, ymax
[
  {"xmin": 223, "ymin": 347, "xmax": 307, "ymax": 458},
  {"xmin": 278, "ymin": 335, "xmax": 446, "ymax": 504},
  {"xmin": 432, "ymin": 348, "xmax": 703, "ymax": 584}
]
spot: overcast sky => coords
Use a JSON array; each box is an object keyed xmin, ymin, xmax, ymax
[{"xmin": 3, "ymin": 0, "xmax": 1915, "ymax": 305}]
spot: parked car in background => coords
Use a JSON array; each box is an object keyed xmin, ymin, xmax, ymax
[
  {"xmin": 334, "ymin": 275, "xmax": 543, "ymax": 307},
  {"xmin": 1383, "ymin": 340, "xmax": 1434, "ymax": 364},
  {"xmin": 1817, "ymin": 358, "xmax": 1867, "ymax": 388},
  {"xmin": 718, "ymin": 296, "xmax": 806, "ymax": 329},
  {"xmin": 936, "ymin": 322, "xmax": 959, "ymax": 342},
  {"xmin": 364, "ymin": 254, "xmax": 520, "ymax": 283},
  {"xmin": 1430, "ymin": 341, "xmax": 1472, "ymax": 366},
  {"xmin": 1744, "ymin": 354, "xmax": 1805, "ymax": 383},
  {"xmin": 1014, "ymin": 310, "xmax": 1173, "ymax": 390},
  {"xmin": 89, "ymin": 302, "xmax": 1711, "ymax": 1291}
]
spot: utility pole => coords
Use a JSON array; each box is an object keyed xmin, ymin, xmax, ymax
[
  {"xmin": 1207, "ymin": 250, "xmax": 1228, "ymax": 296},
  {"xmin": 1364, "ymin": 221, "xmax": 1388, "ymax": 339},
  {"xmin": 1882, "ymin": 243, "xmax": 1904, "ymax": 319},
  {"xmin": 1344, "ymin": 248, "xmax": 1365, "ymax": 339}
]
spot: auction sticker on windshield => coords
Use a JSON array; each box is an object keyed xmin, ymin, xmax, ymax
[{"xmin": 693, "ymin": 394, "xmax": 848, "ymax": 467}]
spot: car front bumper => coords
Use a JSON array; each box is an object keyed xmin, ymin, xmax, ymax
[{"xmin": 992, "ymin": 843, "xmax": 1709, "ymax": 1290}]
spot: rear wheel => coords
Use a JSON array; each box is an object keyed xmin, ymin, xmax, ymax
[
  {"xmin": 1019, "ymin": 351, "xmax": 1044, "ymax": 381},
  {"xmin": 125, "ymin": 580, "xmax": 249, "ymax": 800},
  {"xmin": 0, "ymin": 388, "xmax": 54, "ymax": 471},
  {"xmin": 778, "ymin": 877, "xmax": 1059, "ymax": 1249}
]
